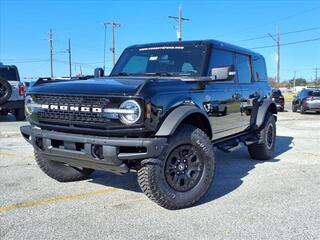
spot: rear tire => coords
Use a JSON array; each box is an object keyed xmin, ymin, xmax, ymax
[
  {"xmin": 15, "ymin": 108, "xmax": 25, "ymax": 121},
  {"xmin": 138, "ymin": 124, "xmax": 215, "ymax": 210},
  {"xmin": 34, "ymin": 150, "xmax": 94, "ymax": 182},
  {"xmin": 248, "ymin": 113, "xmax": 276, "ymax": 160}
]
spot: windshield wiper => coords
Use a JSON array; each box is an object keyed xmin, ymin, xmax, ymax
[
  {"xmin": 143, "ymin": 72, "xmax": 174, "ymax": 77},
  {"xmin": 112, "ymin": 72, "xmax": 131, "ymax": 76}
]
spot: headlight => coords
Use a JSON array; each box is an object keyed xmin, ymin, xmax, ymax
[
  {"xmin": 25, "ymin": 95, "xmax": 41, "ymax": 117},
  {"xmin": 118, "ymin": 100, "xmax": 141, "ymax": 125},
  {"xmin": 25, "ymin": 95, "xmax": 34, "ymax": 117}
]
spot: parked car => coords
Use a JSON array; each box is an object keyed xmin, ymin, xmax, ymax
[
  {"xmin": 292, "ymin": 88, "xmax": 320, "ymax": 114},
  {"xmin": 0, "ymin": 63, "xmax": 26, "ymax": 120},
  {"xmin": 21, "ymin": 40, "xmax": 277, "ymax": 209},
  {"xmin": 272, "ymin": 88, "xmax": 285, "ymax": 112}
]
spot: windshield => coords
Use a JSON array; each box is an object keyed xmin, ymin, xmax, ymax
[
  {"xmin": 111, "ymin": 45, "xmax": 208, "ymax": 77},
  {"xmin": 0, "ymin": 67, "xmax": 19, "ymax": 81}
]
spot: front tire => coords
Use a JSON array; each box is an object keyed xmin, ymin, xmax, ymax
[
  {"xmin": 248, "ymin": 113, "xmax": 276, "ymax": 160},
  {"xmin": 300, "ymin": 105, "xmax": 306, "ymax": 114},
  {"xmin": 138, "ymin": 124, "xmax": 215, "ymax": 210},
  {"xmin": 292, "ymin": 104, "xmax": 297, "ymax": 112},
  {"xmin": 35, "ymin": 150, "xmax": 94, "ymax": 182},
  {"xmin": 15, "ymin": 108, "xmax": 25, "ymax": 121}
]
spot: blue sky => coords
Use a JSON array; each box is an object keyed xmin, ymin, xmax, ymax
[{"xmin": 0, "ymin": 0, "xmax": 319, "ymax": 81}]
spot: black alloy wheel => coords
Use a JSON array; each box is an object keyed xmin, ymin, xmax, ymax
[{"xmin": 165, "ymin": 144, "xmax": 204, "ymax": 192}]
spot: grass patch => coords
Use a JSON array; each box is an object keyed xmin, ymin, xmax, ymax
[{"xmin": 283, "ymin": 92, "xmax": 295, "ymax": 103}]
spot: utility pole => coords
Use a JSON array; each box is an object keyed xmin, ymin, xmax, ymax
[
  {"xmin": 103, "ymin": 23, "xmax": 107, "ymax": 71},
  {"xmin": 104, "ymin": 21, "xmax": 121, "ymax": 67},
  {"xmin": 168, "ymin": 5, "xmax": 190, "ymax": 41},
  {"xmin": 49, "ymin": 28, "xmax": 53, "ymax": 78},
  {"xmin": 277, "ymin": 26, "xmax": 280, "ymax": 85},
  {"xmin": 267, "ymin": 26, "xmax": 280, "ymax": 85},
  {"xmin": 67, "ymin": 38, "xmax": 72, "ymax": 78},
  {"xmin": 293, "ymin": 71, "xmax": 296, "ymax": 91}
]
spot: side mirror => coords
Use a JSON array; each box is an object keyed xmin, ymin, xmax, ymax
[
  {"xmin": 94, "ymin": 68, "xmax": 104, "ymax": 78},
  {"xmin": 211, "ymin": 65, "xmax": 236, "ymax": 81}
]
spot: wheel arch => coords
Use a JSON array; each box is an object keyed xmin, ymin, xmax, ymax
[
  {"xmin": 155, "ymin": 105, "xmax": 212, "ymax": 139},
  {"xmin": 255, "ymin": 99, "xmax": 277, "ymax": 129}
]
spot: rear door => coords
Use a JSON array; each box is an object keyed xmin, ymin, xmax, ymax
[{"xmin": 238, "ymin": 54, "xmax": 269, "ymax": 131}]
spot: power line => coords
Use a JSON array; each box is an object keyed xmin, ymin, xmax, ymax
[
  {"xmin": 235, "ymin": 26, "xmax": 320, "ymax": 43},
  {"xmin": 236, "ymin": 6, "xmax": 320, "ymax": 34},
  {"xmin": 251, "ymin": 37, "xmax": 320, "ymax": 49}
]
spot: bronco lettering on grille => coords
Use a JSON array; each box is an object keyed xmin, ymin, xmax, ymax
[{"xmin": 44, "ymin": 104, "xmax": 102, "ymax": 113}]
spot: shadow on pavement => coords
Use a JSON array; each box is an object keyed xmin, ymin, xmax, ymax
[
  {"xmin": 199, "ymin": 135, "xmax": 293, "ymax": 205},
  {"xmin": 0, "ymin": 115, "xmax": 17, "ymax": 122},
  {"xmin": 89, "ymin": 135, "xmax": 294, "ymax": 203}
]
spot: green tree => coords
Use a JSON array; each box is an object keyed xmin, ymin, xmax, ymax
[{"xmin": 289, "ymin": 78, "xmax": 307, "ymax": 86}]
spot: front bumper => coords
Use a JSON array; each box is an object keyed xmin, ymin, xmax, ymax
[{"xmin": 20, "ymin": 125, "xmax": 167, "ymax": 174}]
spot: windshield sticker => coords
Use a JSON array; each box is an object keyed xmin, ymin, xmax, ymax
[
  {"xmin": 139, "ymin": 46, "xmax": 185, "ymax": 51},
  {"xmin": 149, "ymin": 56, "xmax": 158, "ymax": 61}
]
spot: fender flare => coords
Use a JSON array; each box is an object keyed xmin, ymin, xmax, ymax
[
  {"xmin": 155, "ymin": 105, "xmax": 211, "ymax": 137},
  {"xmin": 255, "ymin": 98, "xmax": 277, "ymax": 128}
]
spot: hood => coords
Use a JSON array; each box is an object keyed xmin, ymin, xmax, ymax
[{"xmin": 28, "ymin": 77, "xmax": 147, "ymax": 96}]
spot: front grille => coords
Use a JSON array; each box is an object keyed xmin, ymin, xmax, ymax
[
  {"xmin": 33, "ymin": 94, "xmax": 119, "ymax": 127},
  {"xmin": 33, "ymin": 94, "xmax": 111, "ymax": 108}
]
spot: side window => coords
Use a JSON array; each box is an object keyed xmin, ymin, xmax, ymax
[
  {"xmin": 253, "ymin": 57, "xmax": 267, "ymax": 81},
  {"xmin": 122, "ymin": 55, "xmax": 148, "ymax": 73},
  {"xmin": 208, "ymin": 49, "xmax": 235, "ymax": 81},
  {"xmin": 236, "ymin": 54, "xmax": 252, "ymax": 83},
  {"xmin": 209, "ymin": 49, "xmax": 234, "ymax": 69}
]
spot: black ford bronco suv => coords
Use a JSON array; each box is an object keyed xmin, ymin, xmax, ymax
[{"xmin": 21, "ymin": 40, "xmax": 277, "ymax": 209}]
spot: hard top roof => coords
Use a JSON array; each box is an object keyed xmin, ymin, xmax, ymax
[{"xmin": 127, "ymin": 39, "xmax": 264, "ymax": 59}]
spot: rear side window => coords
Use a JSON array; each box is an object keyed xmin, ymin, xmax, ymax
[
  {"xmin": 311, "ymin": 91, "xmax": 320, "ymax": 97},
  {"xmin": 272, "ymin": 89, "xmax": 282, "ymax": 96},
  {"xmin": 0, "ymin": 67, "xmax": 19, "ymax": 81},
  {"xmin": 253, "ymin": 57, "xmax": 267, "ymax": 81},
  {"xmin": 236, "ymin": 54, "xmax": 252, "ymax": 83}
]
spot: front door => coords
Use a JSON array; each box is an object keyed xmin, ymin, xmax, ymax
[
  {"xmin": 204, "ymin": 82, "xmax": 243, "ymax": 140},
  {"xmin": 204, "ymin": 48, "xmax": 244, "ymax": 140}
]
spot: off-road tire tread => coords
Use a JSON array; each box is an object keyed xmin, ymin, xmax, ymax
[{"xmin": 138, "ymin": 124, "xmax": 215, "ymax": 210}]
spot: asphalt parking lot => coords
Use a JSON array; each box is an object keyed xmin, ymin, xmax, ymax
[{"xmin": 0, "ymin": 106, "xmax": 319, "ymax": 240}]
